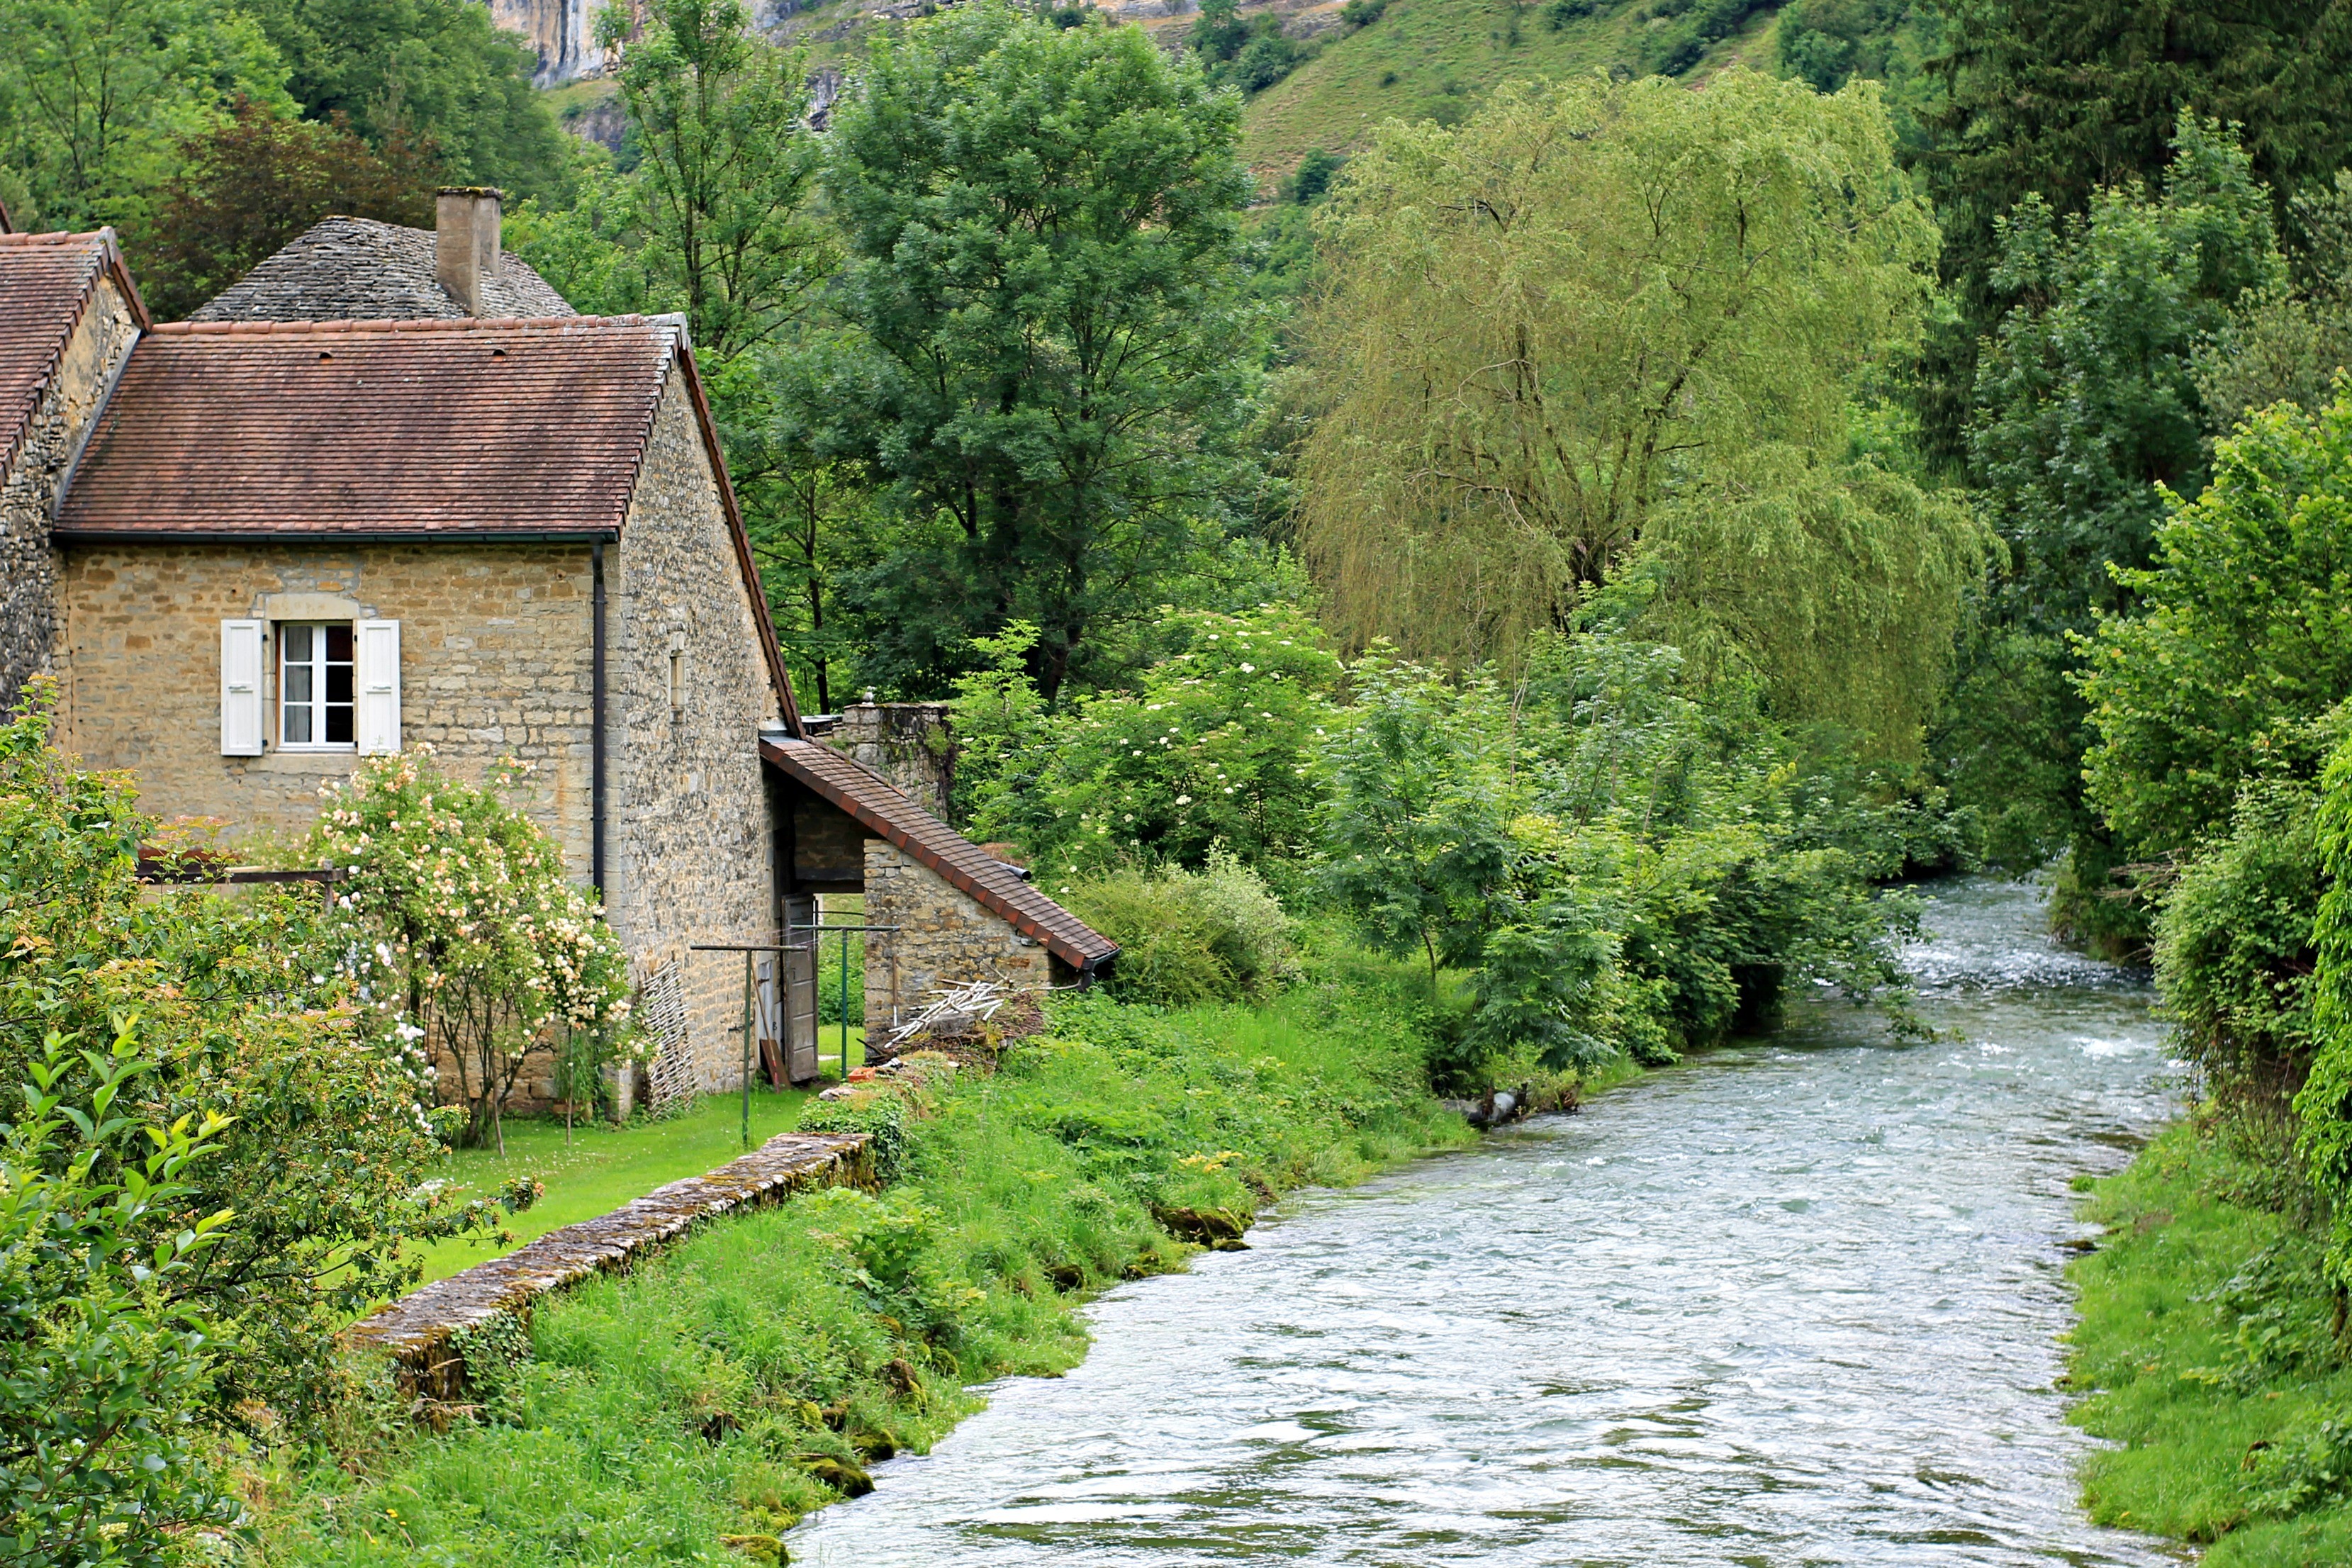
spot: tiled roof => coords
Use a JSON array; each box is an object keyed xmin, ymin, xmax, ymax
[
  {"xmin": 55, "ymin": 315, "xmax": 678, "ymax": 540},
  {"xmin": 188, "ymin": 215, "xmax": 574, "ymax": 323},
  {"xmin": 761, "ymin": 737, "xmax": 1119, "ymax": 972},
  {"xmin": 0, "ymin": 230, "xmax": 147, "ymax": 474}
]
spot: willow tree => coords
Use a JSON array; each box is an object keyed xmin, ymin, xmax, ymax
[{"xmin": 1298, "ymin": 70, "xmax": 1981, "ymax": 749}]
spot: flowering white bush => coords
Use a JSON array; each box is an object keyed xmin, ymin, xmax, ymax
[{"xmin": 310, "ymin": 749, "xmax": 635, "ymax": 1149}]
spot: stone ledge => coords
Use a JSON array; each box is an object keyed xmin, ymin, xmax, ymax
[{"xmin": 348, "ymin": 1129, "xmax": 873, "ymax": 1401}]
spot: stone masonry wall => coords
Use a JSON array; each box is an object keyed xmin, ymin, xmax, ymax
[
  {"xmin": 606, "ymin": 367, "xmax": 786, "ymax": 1093},
  {"xmin": 861, "ymin": 839, "xmax": 1049, "ymax": 1031},
  {"xmin": 1, "ymin": 273, "xmax": 140, "ymax": 715},
  {"xmin": 822, "ymin": 702, "xmax": 953, "ymax": 819},
  {"xmin": 52, "ymin": 542, "xmax": 595, "ymax": 864}
]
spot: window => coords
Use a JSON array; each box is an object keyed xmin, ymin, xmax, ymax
[{"xmin": 279, "ymin": 622, "xmax": 354, "ymax": 748}]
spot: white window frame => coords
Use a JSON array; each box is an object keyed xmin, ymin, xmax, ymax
[{"xmin": 276, "ymin": 620, "xmax": 357, "ymax": 752}]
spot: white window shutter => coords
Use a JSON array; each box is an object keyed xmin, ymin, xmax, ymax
[
  {"xmin": 356, "ymin": 619, "xmax": 401, "ymax": 755},
  {"xmin": 220, "ymin": 620, "xmax": 264, "ymax": 756}
]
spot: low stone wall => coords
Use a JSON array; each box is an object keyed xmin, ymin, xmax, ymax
[{"xmin": 349, "ymin": 1130, "xmax": 872, "ymax": 1403}]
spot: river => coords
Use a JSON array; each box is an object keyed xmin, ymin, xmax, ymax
[{"xmin": 790, "ymin": 878, "xmax": 2185, "ymax": 1566}]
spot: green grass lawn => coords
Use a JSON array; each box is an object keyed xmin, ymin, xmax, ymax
[{"xmin": 409, "ymin": 1026, "xmax": 868, "ymax": 1286}]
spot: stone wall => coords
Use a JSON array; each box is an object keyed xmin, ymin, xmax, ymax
[
  {"xmin": 52, "ymin": 368, "xmax": 790, "ymax": 1100},
  {"xmin": 606, "ymin": 366, "xmax": 786, "ymax": 1093},
  {"xmin": 1, "ymin": 271, "xmax": 139, "ymax": 715},
  {"xmin": 52, "ymin": 542, "xmax": 597, "ymax": 866},
  {"xmin": 861, "ymin": 839, "xmax": 1050, "ymax": 1031},
  {"xmin": 822, "ymin": 702, "xmax": 954, "ymax": 819}
]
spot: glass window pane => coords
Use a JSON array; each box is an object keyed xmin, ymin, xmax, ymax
[
  {"xmin": 284, "ymin": 624, "xmax": 313, "ymax": 661},
  {"xmin": 326, "ymin": 624, "xmax": 353, "ymax": 662},
  {"xmin": 327, "ymin": 663, "xmax": 353, "ymax": 703},
  {"xmin": 286, "ymin": 664, "xmax": 313, "ymax": 703},
  {"xmin": 285, "ymin": 705, "xmax": 312, "ymax": 744},
  {"xmin": 327, "ymin": 705, "xmax": 354, "ymax": 744}
]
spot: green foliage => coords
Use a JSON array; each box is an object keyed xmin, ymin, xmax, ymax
[
  {"xmin": 2082, "ymin": 388, "xmax": 2352, "ymax": 856},
  {"xmin": 1916, "ymin": 0, "xmax": 2352, "ymax": 463},
  {"xmin": 259, "ymin": 974, "xmax": 1467, "ymax": 1562},
  {"xmin": 1, "ymin": 1029, "xmax": 240, "ymax": 1567},
  {"xmin": 308, "ymin": 750, "xmax": 635, "ymax": 1151},
  {"xmin": 2152, "ymin": 783, "xmax": 2324, "ymax": 1094},
  {"xmin": 0, "ymin": 0, "xmax": 292, "ymax": 236},
  {"xmin": 956, "ymin": 603, "xmax": 1341, "ymax": 873},
  {"xmin": 1059, "ymin": 855, "xmax": 1300, "ymax": 1007},
  {"xmin": 815, "ymin": 1, "xmax": 1265, "ymax": 700},
  {"xmin": 2197, "ymin": 174, "xmax": 2352, "ymax": 435},
  {"xmin": 558, "ymin": 0, "xmax": 832, "ymax": 363},
  {"xmin": 1298, "ymin": 71, "xmax": 1951, "ymax": 717},
  {"xmin": 2293, "ymin": 735, "xmax": 2352, "ymax": 1294},
  {"xmin": 241, "ymin": 0, "xmax": 571, "ymax": 198},
  {"xmin": 143, "ymin": 96, "xmax": 436, "ymax": 320},
  {"xmin": 1944, "ymin": 113, "xmax": 2287, "ymax": 914},
  {"xmin": 2067, "ymin": 1120, "xmax": 2352, "ymax": 1560},
  {"xmin": 0, "ymin": 694, "xmax": 517, "ymax": 1435},
  {"xmin": 797, "ymin": 1090, "xmax": 912, "ymax": 1184},
  {"xmin": 1314, "ymin": 635, "xmax": 1921, "ymax": 1075}
]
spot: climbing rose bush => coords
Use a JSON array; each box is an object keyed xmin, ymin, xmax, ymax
[{"xmin": 310, "ymin": 749, "xmax": 635, "ymax": 1149}]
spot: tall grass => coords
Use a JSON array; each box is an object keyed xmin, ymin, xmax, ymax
[{"xmin": 257, "ymin": 961, "xmax": 1469, "ymax": 1563}]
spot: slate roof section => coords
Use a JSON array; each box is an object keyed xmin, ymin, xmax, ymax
[
  {"xmin": 55, "ymin": 315, "xmax": 676, "ymax": 540},
  {"xmin": 760, "ymin": 737, "xmax": 1120, "ymax": 973},
  {"xmin": 188, "ymin": 215, "xmax": 574, "ymax": 323},
  {"xmin": 0, "ymin": 230, "xmax": 148, "ymax": 474}
]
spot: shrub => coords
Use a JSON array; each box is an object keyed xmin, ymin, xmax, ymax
[
  {"xmin": 1, "ymin": 1029, "xmax": 241, "ymax": 1566},
  {"xmin": 1061, "ymin": 855, "xmax": 1299, "ymax": 1007},
  {"xmin": 1340, "ymin": 0, "xmax": 1384, "ymax": 26},
  {"xmin": 958, "ymin": 604, "xmax": 1341, "ymax": 878},
  {"xmin": 309, "ymin": 750, "xmax": 636, "ymax": 1150},
  {"xmin": 0, "ymin": 693, "xmax": 522, "ymax": 1436}
]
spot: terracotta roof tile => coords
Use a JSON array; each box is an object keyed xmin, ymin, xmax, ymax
[
  {"xmin": 55, "ymin": 315, "xmax": 682, "ymax": 539},
  {"xmin": 0, "ymin": 230, "xmax": 140, "ymax": 474},
  {"xmin": 188, "ymin": 215, "xmax": 574, "ymax": 323},
  {"xmin": 761, "ymin": 737, "xmax": 1119, "ymax": 971}
]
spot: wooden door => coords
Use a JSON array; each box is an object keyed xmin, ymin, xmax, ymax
[{"xmin": 785, "ymin": 943, "xmax": 820, "ymax": 1083}]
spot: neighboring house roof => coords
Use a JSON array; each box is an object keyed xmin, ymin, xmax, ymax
[
  {"xmin": 0, "ymin": 230, "xmax": 148, "ymax": 474},
  {"xmin": 761, "ymin": 736, "xmax": 1120, "ymax": 972},
  {"xmin": 55, "ymin": 311, "xmax": 803, "ymax": 734},
  {"xmin": 189, "ymin": 215, "xmax": 573, "ymax": 323}
]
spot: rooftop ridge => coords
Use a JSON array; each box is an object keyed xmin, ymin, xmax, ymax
[
  {"xmin": 0, "ymin": 230, "xmax": 111, "ymax": 250},
  {"xmin": 148, "ymin": 313, "xmax": 667, "ymax": 336}
]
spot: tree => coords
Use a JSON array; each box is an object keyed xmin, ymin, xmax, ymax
[
  {"xmin": 240, "ymin": 0, "xmax": 571, "ymax": 198},
  {"xmin": 0, "ymin": 0, "xmax": 291, "ymax": 235},
  {"xmin": 142, "ymin": 96, "xmax": 437, "ymax": 320},
  {"xmin": 817, "ymin": 1, "xmax": 1265, "ymax": 702},
  {"xmin": 1297, "ymin": 71, "xmax": 1969, "ymax": 751},
  {"xmin": 1913, "ymin": 0, "xmax": 2352, "ymax": 459},
  {"xmin": 2081, "ymin": 388, "xmax": 2352, "ymax": 858},
  {"xmin": 1942, "ymin": 114, "xmax": 2283, "ymax": 898},
  {"xmin": 588, "ymin": 0, "xmax": 830, "ymax": 364}
]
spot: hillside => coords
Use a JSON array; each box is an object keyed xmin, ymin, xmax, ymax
[{"xmin": 1236, "ymin": 0, "xmax": 1783, "ymax": 179}]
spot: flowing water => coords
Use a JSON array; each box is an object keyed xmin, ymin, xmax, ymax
[{"xmin": 791, "ymin": 878, "xmax": 2185, "ymax": 1567}]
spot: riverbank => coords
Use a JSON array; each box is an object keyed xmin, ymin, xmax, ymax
[
  {"xmin": 2068, "ymin": 1117, "xmax": 2352, "ymax": 1564},
  {"xmin": 251, "ymin": 957, "xmax": 1477, "ymax": 1563}
]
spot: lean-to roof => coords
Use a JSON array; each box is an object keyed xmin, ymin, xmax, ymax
[{"xmin": 761, "ymin": 736, "xmax": 1119, "ymax": 972}]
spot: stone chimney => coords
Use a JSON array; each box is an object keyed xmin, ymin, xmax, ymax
[{"xmin": 435, "ymin": 186, "xmax": 503, "ymax": 316}]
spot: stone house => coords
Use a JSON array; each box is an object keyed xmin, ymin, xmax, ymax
[{"xmin": 0, "ymin": 191, "xmax": 1114, "ymax": 1103}]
